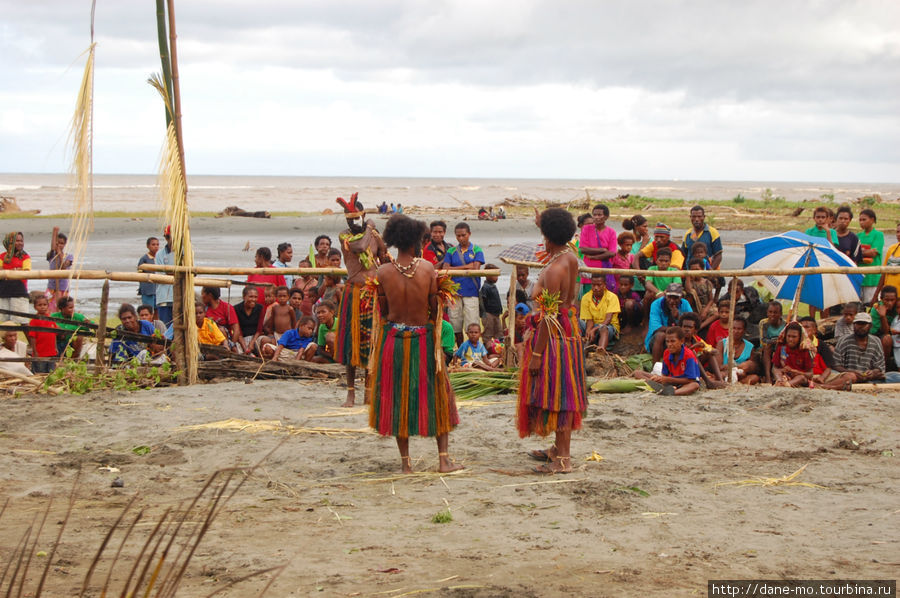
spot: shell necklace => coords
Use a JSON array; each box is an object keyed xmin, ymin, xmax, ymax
[
  {"xmin": 393, "ymin": 257, "xmax": 421, "ymax": 278},
  {"xmin": 543, "ymin": 246, "xmax": 571, "ymax": 267}
]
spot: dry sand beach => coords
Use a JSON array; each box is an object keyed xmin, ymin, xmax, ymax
[{"xmin": 1, "ymin": 379, "xmax": 897, "ymax": 596}]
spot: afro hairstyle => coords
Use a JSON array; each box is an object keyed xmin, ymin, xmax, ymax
[
  {"xmin": 539, "ymin": 207, "xmax": 576, "ymax": 246},
  {"xmin": 383, "ymin": 214, "xmax": 428, "ymax": 252}
]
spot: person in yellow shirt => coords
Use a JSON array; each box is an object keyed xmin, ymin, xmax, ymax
[
  {"xmin": 873, "ymin": 221, "xmax": 900, "ymax": 303},
  {"xmin": 195, "ymin": 301, "xmax": 227, "ymax": 347},
  {"xmin": 580, "ymin": 273, "xmax": 620, "ymax": 350}
]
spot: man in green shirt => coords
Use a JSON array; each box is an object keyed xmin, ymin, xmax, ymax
[
  {"xmin": 51, "ymin": 296, "xmax": 92, "ymax": 359},
  {"xmin": 643, "ymin": 248, "xmax": 682, "ymax": 299},
  {"xmin": 857, "ymin": 208, "xmax": 884, "ymax": 304}
]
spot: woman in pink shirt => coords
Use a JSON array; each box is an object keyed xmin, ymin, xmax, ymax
[{"xmin": 578, "ymin": 204, "xmax": 618, "ymax": 295}]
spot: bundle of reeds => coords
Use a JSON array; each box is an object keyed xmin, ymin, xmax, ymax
[
  {"xmin": 590, "ymin": 378, "xmax": 652, "ymax": 393},
  {"xmin": 449, "ymin": 369, "xmax": 518, "ymax": 401}
]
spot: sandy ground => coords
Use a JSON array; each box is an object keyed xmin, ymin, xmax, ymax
[{"xmin": 1, "ymin": 379, "xmax": 897, "ymax": 597}]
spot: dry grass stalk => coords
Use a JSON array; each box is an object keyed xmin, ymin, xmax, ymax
[
  {"xmin": 714, "ymin": 463, "xmax": 827, "ymax": 491},
  {"xmin": 178, "ymin": 417, "xmax": 372, "ymax": 437},
  {"xmin": 66, "ymin": 42, "xmax": 96, "ymax": 301}
]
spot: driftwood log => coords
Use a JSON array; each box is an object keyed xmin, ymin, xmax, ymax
[{"xmin": 199, "ymin": 345, "xmax": 343, "ymax": 381}]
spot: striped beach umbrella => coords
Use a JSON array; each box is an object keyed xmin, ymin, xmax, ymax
[{"xmin": 743, "ymin": 230, "xmax": 863, "ymax": 310}]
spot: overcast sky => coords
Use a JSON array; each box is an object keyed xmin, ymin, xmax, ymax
[{"xmin": 2, "ymin": 1, "xmax": 899, "ymax": 181}]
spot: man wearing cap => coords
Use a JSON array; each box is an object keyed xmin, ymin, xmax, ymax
[
  {"xmin": 832, "ymin": 312, "xmax": 885, "ymax": 383},
  {"xmin": 681, "ymin": 206, "xmax": 723, "ymax": 270},
  {"xmin": 645, "ymin": 283, "xmax": 693, "ymax": 361},
  {"xmin": 640, "ymin": 222, "xmax": 685, "ymax": 269},
  {"xmin": 154, "ymin": 226, "xmax": 175, "ymax": 326}
]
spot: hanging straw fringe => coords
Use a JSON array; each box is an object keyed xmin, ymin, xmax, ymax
[{"xmin": 66, "ymin": 43, "xmax": 97, "ymax": 300}]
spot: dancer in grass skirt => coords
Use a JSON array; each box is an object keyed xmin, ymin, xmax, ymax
[
  {"xmin": 335, "ymin": 193, "xmax": 389, "ymax": 407},
  {"xmin": 519, "ymin": 207, "xmax": 587, "ymax": 474},
  {"xmin": 366, "ymin": 214, "xmax": 462, "ymax": 474}
]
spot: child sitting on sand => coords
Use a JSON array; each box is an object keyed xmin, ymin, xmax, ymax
[
  {"xmin": 27, "ymin": 295, "xmax": 58, "ymax": 374},
  {"xmin": 290, "ymin": 288, "xmax": 304, "ymax": 321},
  {"xmin": 679, "ymin": 312, "xmax": 724, "ymax": 387},
  {"xmin": 705, "ymin": 298, "xmax": 732, "ymax": 348},
  {"xmin": 772, "ymin": 322, "xmax": 814, "ymax": 387},
  {"xmin": 311, "ymin": 301, "xmax": 338, "ymax": 363},
  {"xmin": 455, "ymin": 322, "xmax": 500, "ymax": 369},
  {"xmin": 684, "ymin": 257, "xmax": 718, "ymax": 329},
  {"xmin": 634, "ymin": 325, "xmax": 701, "ymax": 395},
  {"xmin": 616, "ymin": 274, "xmax": 642, "ymax": 330},
  {"xmin": 643, "ymin": 248, "xmax": 682, "ymax": 299},
  {"xmin": 759, "ymin": 301, "xmax": 786, "ymax": 384},
  {"xmin": 716, "ymin": 316, "xmax": 760, "ymax": 385},
  {"xmin": 263, "ymin": 315, "xmax": 318, "ymax": 362},
  {"xmin": 262, "ymin": 286, "xmax": 296, "ymax": 343}
]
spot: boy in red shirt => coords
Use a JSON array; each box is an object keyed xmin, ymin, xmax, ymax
[
  {"xmin": 705, "ymin": 298, "xmax": 731, "ymax": 347},
  {"xmin": 28, "ymin": 295, "xmax": 58, "ymax": 374},
  {"xmin": 634, "ymin": 326, "xmax": 701, "ymax": 396}
]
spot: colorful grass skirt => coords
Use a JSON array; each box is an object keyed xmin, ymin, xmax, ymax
[
  {"xmin": 367, "ymin": 321, "xmax": 459, "ymax": 438},
  {"xmin": 517, "ymin": 307, "xmax": 588, "ymax": 437},
  {"xmin": 335, "ymin": 282, "xmax": 372, "ymax": 368}
]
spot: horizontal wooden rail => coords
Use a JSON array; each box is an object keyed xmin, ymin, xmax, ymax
[
  {"xmin": 140, "ymin": 264, "xmax": 502, "ymax": 278},
  {"xmin": 0, "ymin": 269, "xmax": 229, "ymax": 288}
]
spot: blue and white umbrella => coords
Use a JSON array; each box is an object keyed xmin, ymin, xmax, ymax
[{"xmin": 743, "ymin": 230, "xmax": 863, "ymax": 310}]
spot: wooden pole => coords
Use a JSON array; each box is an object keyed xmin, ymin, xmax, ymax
[
  {"xmin": 95, "ymin": 279, "xmax": 109, "ymax": 371},
  {"xmin": 139, "ymin": 264, "xmax": 502, "ymax": 278},
  {"xmin": 0, "ymin": 270, "xmax": 228, "ymax": 287},
  {"xmin": 503, "ymin": 267, "xmax": 518, "ymax": 368},
  {"xmin": 726, "ymin": 276, "xmax": 738, "ymax": 384}
]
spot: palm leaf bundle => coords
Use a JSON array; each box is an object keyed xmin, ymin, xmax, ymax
[
  {"xmin": 590, "ymin": 378, "xmax": 652, "ymax": 394},
  {"xmin": 449, "ymin": 369, "xmax": 518, "ymax": 401}
]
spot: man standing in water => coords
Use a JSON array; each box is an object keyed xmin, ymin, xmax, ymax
[
  {"xmin": 520, "ymin": 207, "xmax": 587, "ymax": 474},
  {"xmin": 335, "ymin": 194, "xmax": 388, "ymax": 407},
  {"xmin": 367, "ymin": 214, "xmax": 462, "ymax": 474}
]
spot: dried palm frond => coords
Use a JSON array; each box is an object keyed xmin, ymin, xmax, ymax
[
  {"xmin": 714, "ymin": 463, "xmax": 827, "ymax": 491},
  {"xmin": 65, "ymin": 42, "xmax": 96, "ymax": 300},
  {"xmin": 149, "ymin": 73, "xmax": 199, "ymax": 382}
]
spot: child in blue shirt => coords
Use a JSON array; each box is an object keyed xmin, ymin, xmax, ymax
[
  {"xmin": 454, "ymin": 323, "xmax": 499, "ymax": 369},
  {"xmin": 264, "ymin": 316, "xmax": 317, "ymax": 361}
]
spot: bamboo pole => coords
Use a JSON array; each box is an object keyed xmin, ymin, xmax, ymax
[
  {"xmin": 726, "ymin": 277, "xmax": 738, "ymax": 384},
  {"xmin": 95, "ymin": 279, "xmax": 109, "ymax": 370},
  {"xmin": 788, "ymin": 250, "xmax": 814, "ymax": 322},
  {"xmin": 499, "ymin": 257, "xmax": 899, "ymax": 278},
  {"xmin": 503, "ymin": 267, "xmax": 517, "ymax": 368},
  {"xmin": 0, "ymin": 270, "xmax": 228, "ymax": 287},
  {"xmin": 139, "ymin": 264, "xmax": 502, "ymax": 278}
]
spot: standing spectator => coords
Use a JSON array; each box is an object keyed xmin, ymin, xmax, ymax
[
  {"xmin": 681, "ymin": 205, "xmax": 723, "ymax": 270},
  {"xmin": 313, "ymin": 235, "xmax": 331, "ymax": 268},
  {"xmin": 833, "ymin": 206, "xmax": 862, "ymax": 264},
  {"xmin": 273, "ymin": 242, "xmax": 294, "ymax": 289},
  {"xmin": 154, "ymin": 226, "xmax": 175, "ymax": 325},
  {"xmin": 439, "ymin": 222, "xmax": 484, "ymax": 345},
  {"xmin": 426, "ymin": 221, "xmax": 450, "ymax": 264},
  {"xmin": 857, "ymin": 208, "xmax": 884, "ymax": 304},
  {"xmin": 27, "ymin": 295, "xmax": 57, "ymax": 374},
  {"xmin": 578, "ymin": 204, "xmax": 618, "ymax": 295},
  {"xmin": 832, "ymin": 312, "xmax": 885, "ymax": 383},
  {"xmin": 580, "ymin": 273, "xmax": 620, "ymax": 350},
  {"xmin": 247, "ymin": 247, "xmax": 286, "ymax": 300},
  {"xmin": 479, "ymin": 264, "xmax": 503, "ymax": 344},
  {"xmin": 805, "ymin": 206, "xmax": 837, "ymax": 244},
  {"xmin": 46, "ymin": 228, "xmax": 73, "ymax": 303},
  {"xmin": 0, "ymin": 232, "xmax": 31, "ymax": 323},
  {"xmin": 640, "ymin": 223, "xmax": 685, "ymax": 269},
  {"xmin": 137, "ymin": 237, "xmax": 159, "ymax": 313},
  {"xmin": 873, "ymin": 221, "xmax": 900, "ymax": 301}
]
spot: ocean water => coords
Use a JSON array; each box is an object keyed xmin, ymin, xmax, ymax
[{"xmin": 1, "ymin": 173, "xmax": 899, "ymax": 215}]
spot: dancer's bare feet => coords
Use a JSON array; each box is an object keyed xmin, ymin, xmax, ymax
[
  {"xmin": 533, "ymin": 456, "xmax": 573, "ymax": 474},
  {"xmin": 401, "ymin": 456, "xmax": 414, "ymax": 474},
  {"xmin": 438, "ymin": 452, "xmax": 464, "ymax": 473},
  {"xmin": 341, "ymin": 386, "xmax": 355, "ymax": 408},
  {"xmin": 527, "ymin": 445, "xmax": 558, "ymax": 461}
]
